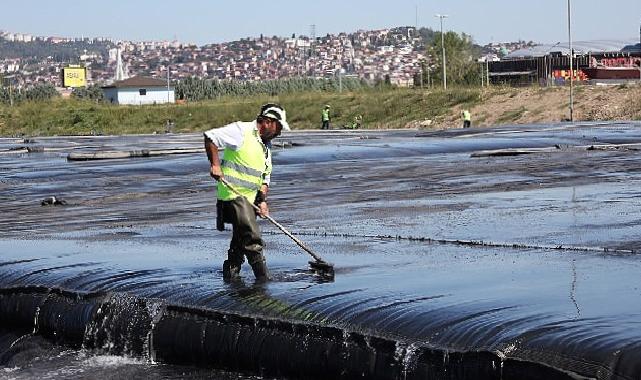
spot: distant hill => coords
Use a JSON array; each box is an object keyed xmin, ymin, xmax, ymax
[
  {"xmin": 0, "ymin": 25, "xmax": 487, "ymax": 87},
  {"xmin": 0, "ymin": 27, "xmax": 438, "ymax": 62},
  {"xmin": 0, "ymin": 40, "xmax": 113, "ymax": 63}
]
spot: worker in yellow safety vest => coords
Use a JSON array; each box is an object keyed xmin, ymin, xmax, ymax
[
  {"xmin": 462, "ymin": 110, "xmax": 471, "ymax": 128},
  {"xmin": 321, "ymin": 105, "xmax": 331, "ymax": 130},
  {"xmin": 204, "ymin": 103, "xmax": 290, "ymax": 282}
]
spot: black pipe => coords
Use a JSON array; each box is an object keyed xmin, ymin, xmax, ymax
[{"xmin": 0, "ymin": 287, "xmax": 586, "ymax": 380}]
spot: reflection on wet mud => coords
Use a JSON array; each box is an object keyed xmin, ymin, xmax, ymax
[{"xmin": 1, "ymin": 122, "xmax": 641, "ymax": 379}]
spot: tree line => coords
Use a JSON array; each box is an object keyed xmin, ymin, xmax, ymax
[
  {"xmin": 174, "ymin": 76, "xmax": 370, "ymax": 101},
  {"xmin": 0, "ymin": 83, "xmax": 59, "ymax": 104}
]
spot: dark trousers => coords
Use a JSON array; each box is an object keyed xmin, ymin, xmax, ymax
[
  {"xmin": 463, "ymin": 120, "xmax": 471, "ymax": 128},
  {"xmin": 219, "ymin": 197, "xmax": 265, "ymax": 267},
  {"xmin": 321, "ymin": 120, "xmax": 330, "ymax": 130}
]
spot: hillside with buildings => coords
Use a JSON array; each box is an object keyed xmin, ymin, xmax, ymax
[
  {"xmin": 1, "ymin": 26, "xmax": 639, "ymax": 135},
  {"xmin": 0, "ymin": 26, "xmax": 530, "ymax": 90},
  {"xmin": 2, "ymin": 24, "xmax": 639, "ymax": 92},
  {"xmin": 0, "ymin": 27, "xmax": 431, "ymax": 88}
]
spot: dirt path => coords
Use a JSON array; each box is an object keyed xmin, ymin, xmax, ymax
[{"xmin": 433, "ymin": 84, "xmax": 641, "ymax": 129}]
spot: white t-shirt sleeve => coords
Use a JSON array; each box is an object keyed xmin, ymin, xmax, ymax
[
  {"xmin": 203, "ymin": 122, "xmax": 245, "ymax": 150},
  {"xmin": 263, "ymin": 149, "xmax": 272, "ymax": 186}
]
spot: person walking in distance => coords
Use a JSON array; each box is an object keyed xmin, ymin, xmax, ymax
[
  {"xmin": 321, "ymin": 104, "xmax": 331, "ymax": 130},
  {"xmin": 204, "ymin": 103, "xmax": 290, "ymax": 282},
  {"xmin": 462, "ymin": 109, "xmax": 472, "ymax": 128}
]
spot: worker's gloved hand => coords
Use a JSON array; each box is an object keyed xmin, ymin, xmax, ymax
[
  {"xmin": 210, "ymin": 165, "xmax": 223, "ymax": 180},
  {"xmin": 254, "ymin": 191, "xmax": 268, "ymax": 217},
  {"xmin": 256, "ymin": 201, "xmax": 269, "ymax": 217}
]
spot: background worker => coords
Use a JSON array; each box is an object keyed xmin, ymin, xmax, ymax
[
  {"xmin": 321, "ymin": 104, "xmax": 331, "ymax": 130},
  {"xmin": 203, "ymin": 103, "xmax": 290, "ymax": 282},
  {"xmin": 343, "ymin": 114, "xmax": 362, "ymax": 129},
  {"xmin": 462, "ymin": 109, "xmax": 471, "ymax": 128},
  {"xmin": 353, "ymin": 114, "xmax": 362, "ymax": 129}
]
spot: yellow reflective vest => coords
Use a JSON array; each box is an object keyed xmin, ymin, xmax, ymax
[
  {"xmin": 322, "ymin": 108, "xmax": 330, "ymax": 122},
  {"xmin": 217, "ymin": 126, "xmax": 272, "ymax": 202}
]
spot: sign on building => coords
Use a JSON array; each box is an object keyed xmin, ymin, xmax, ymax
[{"xmin": 62, "ymin": 65, "xmax": 87, "ymax": 88}]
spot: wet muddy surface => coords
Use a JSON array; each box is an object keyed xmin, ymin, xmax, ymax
[{"xmin": 1, "ymin": 122, "xmax": 641, "ymax": 379}]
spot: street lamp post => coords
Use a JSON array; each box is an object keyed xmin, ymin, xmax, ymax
[
  {"xmin": 435, "ymin": 14, "xmax": 448, "ymax": 90},
  {"xmin": 2, "ymin": 75, "xmax": 15, "ymax": 107},
  {"xmin": 544, "ymin": 42, "xmax": 561, "ymax": 87},
  {"xmin": 567, "ymin": 0, "xmax": 574, "ymax": 122},
  {"xmin": 167, "ymin": 65, "xmax": 170, "ymax": 104},
  {"xmin": 486, "ymin": 59, "xmax": 490, "ymax": 86}
]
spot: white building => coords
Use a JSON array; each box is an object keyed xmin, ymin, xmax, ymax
[{"xmin": 102, "ymin": 76, "xmax": 175, "ymax": 105}]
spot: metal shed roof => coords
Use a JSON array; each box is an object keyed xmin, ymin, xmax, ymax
[
  {"xmin": 505, "ymin": 39, "xmax": 640, "ymax": 59},
  {"xmin": 102, "ymin": 76, "xmax": 169, "ymax": 89}
]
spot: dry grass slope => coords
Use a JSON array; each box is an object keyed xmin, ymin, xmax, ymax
[{"xmin": 0, "ymin": 84, "xmax": 639, "ymax": 136}]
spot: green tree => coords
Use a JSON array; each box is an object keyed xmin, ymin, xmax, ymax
[
  {"xmin": 417, "ymin": 27, "xmax": 437, "ymax": 46},
  {"xmin": 24, "ymin": 84, "xmax": 59, "ymax": 101},
  {"xmin": 427, "ymin": 31, "xmax": 482, "ymax": 87},
  {"xmin": 0, "ymin": 83, "xmax": 58, "ymax": 105},
  {"xmin": 71, "ymin": 85, "xmax": 105, "ymax": 101}
]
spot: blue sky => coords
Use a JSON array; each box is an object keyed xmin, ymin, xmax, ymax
[{"xmin": 2, "ymin": 0, "xmax": 640, "ymax": 45}]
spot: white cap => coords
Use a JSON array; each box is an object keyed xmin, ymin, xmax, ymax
[{"xmin": 259, "ymin": 104, "xmax": 290, "ymax": 131}]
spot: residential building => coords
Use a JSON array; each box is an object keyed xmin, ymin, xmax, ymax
[{"xmin": 102, "ymin": 76, "xmax": 174, "ymax": 105}]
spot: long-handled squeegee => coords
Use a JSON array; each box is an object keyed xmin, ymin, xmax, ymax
[{"xmin": 219, "ymin": 178, "xmax": 335, "ymax": 279}]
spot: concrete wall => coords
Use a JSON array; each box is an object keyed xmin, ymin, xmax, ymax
[{"xmin": 103, "ymin": 87, "xmax": 175, "ymax": 105}]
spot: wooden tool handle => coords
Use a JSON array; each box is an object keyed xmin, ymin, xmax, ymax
[{"xmin": 219, "ymin": 177, "xmax": 326, "ymax": 263}]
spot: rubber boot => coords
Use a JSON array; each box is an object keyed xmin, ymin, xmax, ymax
[
  {"xmin": 250, "ymin": 260, "xmax": 270, "ymax": 282},
  {"xmin": 222, "ymin": 260, "xmax": 241, "ymax": 281}
]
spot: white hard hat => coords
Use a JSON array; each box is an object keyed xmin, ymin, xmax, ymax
[{"xmin": 259, "ymin": 103, "xmax": 290, "ymax": 131}]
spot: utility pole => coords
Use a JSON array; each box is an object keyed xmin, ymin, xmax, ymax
[
  {"xmin": 486, "ymin": 60, "xmax": 490, "ymax": 86},
  {"xmin": 3, "ymin": 75, "xmax": 14, "ymax": 107},
  {"xmin": 310, "ymin": 24, "xmax": 316, "ymax": 78},
  {"xmin": 167, "ymin": 65, "xmax": 170, "ymax": 103},
  {"xmin": 435, "ymin": 14, "xmax": 448, "ymax": 90},
  {"xmin": 567, "ymin": 0, "xmax": 574, "ymax": 122},
  {"xmin": 544, "ymin": 42, "xmax": 561, "ymax": 87}
]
